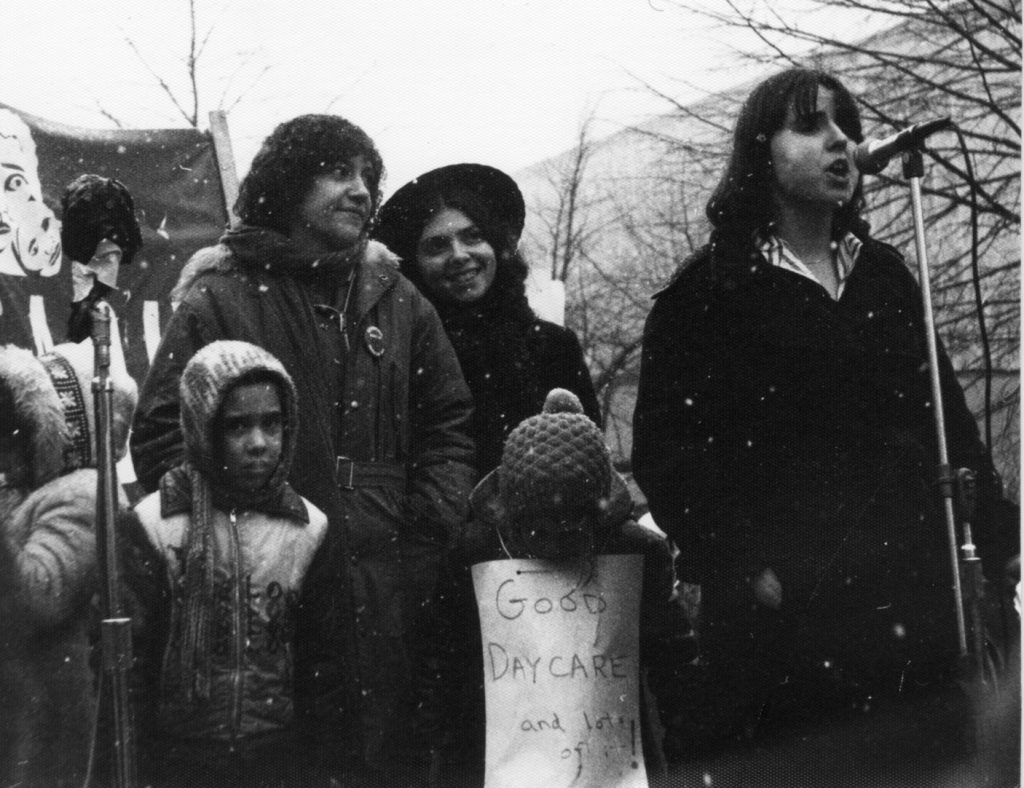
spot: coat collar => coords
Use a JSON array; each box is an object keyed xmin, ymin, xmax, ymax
[
  {"xmin": 655, "ymin": 230, "xmax": 900, "ymax": 300},
  {"xmin": 159, "ymin": 465, "xmax": 310, "ymax": 523},
  {"xmin": 217, "ymin": 225, "xmax": 401, "ymax": 322},
  {"xmin": 347, "ymin": 240, "xmax": 402, "ymax": 325}
]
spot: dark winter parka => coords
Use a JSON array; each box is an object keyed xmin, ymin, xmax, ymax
[
  {"xmin": 632, "ymin": 232, "xmax": 1013, "ymax": 693},
  {"xmin": 440, "ymin": 304, "xmax": 602, "ymax": 475},
  {"xmin": 130, "ymin": 228, "xmax": 476, "ymax": 769},
  {"xmin": 0, "ymin": 344, "xmax": 136, "ymax": 788}
]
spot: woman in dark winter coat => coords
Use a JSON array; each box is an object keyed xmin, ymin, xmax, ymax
[
  {"xmin": 373, "ymin": 163, "xmax": 601, "ymax": 475},
  {"xmin": 130, "ymin": 116, "xmax": 476, "ymax": 783},
  {"xmin": 632, "ymin": 68, "xmax": 1018, "ymax": 753}
]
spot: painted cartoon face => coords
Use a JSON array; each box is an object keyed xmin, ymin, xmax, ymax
[
  {"xmin": 415, "ymin": 207, "xmax": 498, "ymax": 306},
  {"xmin": 0, "ymin": 109, "xmax": 61, "ymax": 277}
]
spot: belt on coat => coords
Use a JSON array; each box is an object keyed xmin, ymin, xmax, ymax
[{"xmin": 334, "ymin": 456, "xmax": 407, "ymax": 491}]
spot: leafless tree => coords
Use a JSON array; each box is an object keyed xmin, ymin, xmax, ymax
[
  {"xmin": 526, "ymin": 0, "xmax": 1020, "ymax": 488},
  {"xmin": 527, "ymin": 115, "xmax": 604, "ymax": 284},
  {"xmin": 117, "ymin": 0, "xmax": 270, "ymax": 129},
  {"xmin": 523, "ymin": 119, "xmax": 701, "ymax": 463}
]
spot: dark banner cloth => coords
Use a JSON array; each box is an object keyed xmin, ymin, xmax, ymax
[{"xmin": 0, "ymin": 102, "xmax": 227, "ymax": 384}]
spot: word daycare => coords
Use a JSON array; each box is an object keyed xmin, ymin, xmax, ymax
[{"xmin": 486, "ymin": 643, "xmax": 632, "ymax": 684}]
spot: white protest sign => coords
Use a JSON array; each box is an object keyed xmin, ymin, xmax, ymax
[{"xmin": 472, "ymin": 554, "xmax": 647, "ymax": 788}]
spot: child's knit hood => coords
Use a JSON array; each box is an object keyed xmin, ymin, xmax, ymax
[
  {"xmin": 174, "ymin": 340, "xmax": 299, "ymax": 703},
  {"xmin": 179, "ymin": 340, "xmax": 298, "ymax": 502}
]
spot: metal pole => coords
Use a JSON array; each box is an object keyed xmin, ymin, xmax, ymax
[
  {"xmin": 904, "ymin": 150, "xmax": 968, "ymax": 657},
  {"xmin": 92, "ymin": 302, "xmax": 138, "ymax": 788}
]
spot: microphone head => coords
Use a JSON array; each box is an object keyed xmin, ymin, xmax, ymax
[
  {"xmin": 854, "ymin": 117, "xmax": 953, "ymax": 177},
  {"xmin": 853, "ymin": 139, "xmax": 886, "ymax": 176}
]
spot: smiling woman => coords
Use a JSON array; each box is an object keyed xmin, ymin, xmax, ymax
[
  {"xmin": 374, "ymin": 163, "xmax": 603, "ymax": 475},
  {"xmin": 415, "ymin": 207, "xmax": 498, "ymax": 305}
]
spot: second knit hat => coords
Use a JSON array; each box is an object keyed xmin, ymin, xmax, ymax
[{"xmin": 499, "ymin": 388, "xmax": 610, "ymax": 524}]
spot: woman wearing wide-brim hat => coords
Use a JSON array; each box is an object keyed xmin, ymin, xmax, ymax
[{"xmin": 374, "ymin": 163, "xmax": 601, "ymax": 475}]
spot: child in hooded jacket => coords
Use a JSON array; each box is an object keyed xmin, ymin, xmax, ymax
[
  {"xmin": 122, "ymin": 340, "xmax": 328, "ymax": 787},
  {"xmin": 419, "ymin": 388, "xmax": 685, "ymax": 786},
  {"xmin": 0, "ymin": 342, "xmax": 137, "ymax": 788}
]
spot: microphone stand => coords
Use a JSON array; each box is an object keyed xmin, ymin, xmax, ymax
[
  {"xmin": 902, "ymin": 145, "xmax": 994, "ymax": 750},
  {"xmin": 903, "ymin": 146, "xmax": 969, "ymax": 658},
  {"xmin": 92, "ymin": 303, "xmax": 138, "ymax": 788}
]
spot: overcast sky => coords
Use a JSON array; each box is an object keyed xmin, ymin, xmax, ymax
[{"xmin": 6, "ymin": 0, "xmax": 882, "ymax": 190}]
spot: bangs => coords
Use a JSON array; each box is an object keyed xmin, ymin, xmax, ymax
[
  {"xmin": 830, "ymin": 85, "xmax": 864, "ymax": 144},
  {"xmin": 791, "ymin": 74, "xmax": 863, "ymax": 143},
  {"xmin": 791, "ymin": 77, "xmax": 820, "ymax": 124},
  {"xmin": 313, "ymin": 151, "xmax": 380, "ymax": 185},
  {"xmin": 441, "ymin": 188, "xmax": 512, "ymax": 256}
]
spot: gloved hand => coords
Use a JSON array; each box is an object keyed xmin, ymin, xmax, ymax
[{"xmin": 753, "ymin": 566, "xmax": 782, "ymax": 609}]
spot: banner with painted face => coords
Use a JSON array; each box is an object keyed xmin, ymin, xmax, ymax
[
  {"xmin": 472, "ymin": 554, "xmax": 648, "ymax": 788},
  {"xmin": 0, "ymin": 102, "xmax": 226, "ymax": 383}
]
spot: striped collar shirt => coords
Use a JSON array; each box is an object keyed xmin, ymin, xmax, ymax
[{"xmin": 758, "ymin": 231, "xmax": 863, "ymax": 300}]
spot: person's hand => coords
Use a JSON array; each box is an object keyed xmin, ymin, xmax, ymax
[
  {"xmin": 676, "ymin": 581, "xmax": 702, "ymax": 626},
  {"xmin": 1005, "ymin": 554, "xmax": 1020, "ymax": 616},
  {"xmin": 1005, "ymin": 554, "xmax": 1020, "ymax": 587},
  {"xmin": 753, "ymin": 567, "xmax": 782, "ymax": 609}
]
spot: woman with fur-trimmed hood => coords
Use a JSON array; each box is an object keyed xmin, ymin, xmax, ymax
[
  {"xmin": 131, "ymin": 115, "xmax": 476, "ymax": 782},
  {"xmin": 0, "ymin": 342, "xmax": 137, "ymax": 788}
]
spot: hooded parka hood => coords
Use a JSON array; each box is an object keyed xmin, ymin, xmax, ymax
[
  {"xmin": 0, "ymin": 345, "xmax": 68, "ymax": 489},
  {"xmin": 179, "ymin": 340, "xmax": 298, "ymax": 503}
]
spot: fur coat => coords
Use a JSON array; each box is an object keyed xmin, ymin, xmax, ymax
[{"xmin": 0, "ymin": 344, "xmax": 135, "ymax": 787}]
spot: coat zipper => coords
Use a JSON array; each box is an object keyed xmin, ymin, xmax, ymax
[{"xmin": 228, "ymin": 508, "xmax": 244, "ymax": 745}]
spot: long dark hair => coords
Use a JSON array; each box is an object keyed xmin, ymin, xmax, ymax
[
  {"xmin": 396, "ymin": 185, "xmax": 534, "ymax": 328},
  {"xmin": 706, "ymin": 68, "xmax": 868, "ymax": 241},
  {"xmin": 386, "ymin": 177, "xmax": 541, "ymax": 473}
]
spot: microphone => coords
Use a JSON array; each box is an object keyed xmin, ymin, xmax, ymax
[{"xmin": 854, "ymin": 117, "xmax": 954, "ymax": 175}]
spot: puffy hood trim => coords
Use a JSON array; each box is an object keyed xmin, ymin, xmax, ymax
[
  {"xmin": 171, "ymin": 226, "xmax": 399, "ymax": 307},
  {"xmin": 0, "ymin": 345, "xmax": 69, "ymax": 488},
  {"xmin": 179, "ymin": 340, "xmax": 299, "ymax": 507}
]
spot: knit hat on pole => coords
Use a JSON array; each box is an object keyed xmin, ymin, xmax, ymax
[
  {"xmin": 60, "ymin": 174, "xmax": 143, "ymax": 265},
  {"xmin": 499, "ymin": 388, "xmax": 611, "ymax": 524}
]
